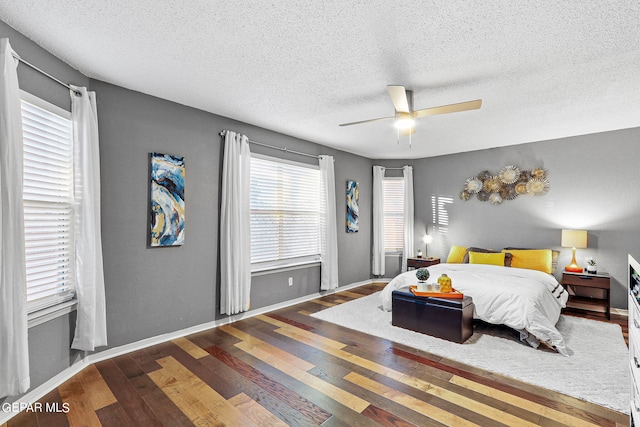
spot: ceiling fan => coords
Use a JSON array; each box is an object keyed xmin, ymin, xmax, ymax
[{"xmin": 339, "ymin": 85, "xmax": 482, "ymax": 137}]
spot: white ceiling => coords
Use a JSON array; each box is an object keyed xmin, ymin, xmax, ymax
[{"xmin": 1, "ymin": 1, "xmax": 639, "ymax": 159}]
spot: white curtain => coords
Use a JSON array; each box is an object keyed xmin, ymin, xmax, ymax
[
  {"xmin": 220, "ymin": 131, "xmax": 251, "ymax": 314},
  {"xmin": 401, "ymin": 165, "xmax": 414, "ymax": 272},
  {"xmin": 372, "ymin": 166, "xmax": 385, "ymax": 276},
  {"xmin": 0, "ymin": 39, "xmax": 29, "ymax": 396},
  {"xmin": 70, "ymin": 85, "xmax": 107, "ymax": 352},
  {"xmin": 319, "ymin": 155, "xmax": 338, "ymax": 290}
]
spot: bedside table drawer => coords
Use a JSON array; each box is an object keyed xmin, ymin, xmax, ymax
[
  {"xmin": 562, "ymin": 271, "xmax": 610, "ymax": 319},
  {"xmin": 562, "ymin": 274, "xmax": 609, "ymax": 289}
]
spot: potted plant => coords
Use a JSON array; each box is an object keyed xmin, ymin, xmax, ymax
[
  {"xmin": 585, "ymin": 257, "xmax": 597, "ymax": 274},
  {"xmin": 415, "ymin": 268, "xmax": 430, "ymax": 283}
]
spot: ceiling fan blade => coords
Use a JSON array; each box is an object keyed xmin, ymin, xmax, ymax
[
  {"xmin": 413, "ymin": 99, "xmax": 482, "ymax": 119},
  {"xmin": 387, "ymin": 85, "xmax": 410, "ymax": 113},
  {"xmin": 339, "ymin": 115, "xmax": 394, "ymax": 127}
]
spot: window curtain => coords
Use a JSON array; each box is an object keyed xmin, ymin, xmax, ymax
[
  {"xmin": 70, "ymin": 85, "xmax": 107, "ymax": 352},
  {"xmin": 220, "ymin": 131, "xmax": 251, "ymax": 314},
  {"xmin": 0, "ymin": 39, "xmax": 29, "ymax": 396},
  {"xmin": 372, "ymin": 166, "xmax": 385, "ymax": 276},
  {"xmin": 319, "ymin": 155, "xmax": 338, "ymax": 290},
  {"xmin": 401, "ymin": 165, "xmax": 414, "ymax": 272}
]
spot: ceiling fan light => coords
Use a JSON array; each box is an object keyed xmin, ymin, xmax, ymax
[{"xmin": 394, "ymin": 113, "xmax": 415, "ymax": 129}]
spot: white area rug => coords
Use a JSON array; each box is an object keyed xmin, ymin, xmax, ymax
[{"xmin": 311, "ymin": 291, "xmax": 629, "ymax": 413}]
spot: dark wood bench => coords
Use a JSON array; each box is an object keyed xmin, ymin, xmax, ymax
[{"xmin": 391, "ymin": 288, "xmax": 474, "ymax": 343}]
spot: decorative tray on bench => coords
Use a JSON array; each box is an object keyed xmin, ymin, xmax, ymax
[{"xmin": 409, "ymin": 285, "xmax": 464, "ymax": 299}]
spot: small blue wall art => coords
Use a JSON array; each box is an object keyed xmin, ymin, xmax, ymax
[{"xmin": 346, "ymin": 180, "xmax": 359, "ymax": 233}]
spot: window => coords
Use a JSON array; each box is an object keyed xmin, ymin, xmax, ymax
[
  {"xmin": 21, "ymin": 92, "xmax": 75, "ymax": 313},
  {"xmin": 250, "ymin": 154, "xmax": 323, "ymax": 271},
  {"xmin": 383, "ymin": 177, "xmax": 404, "ymax": 252}
]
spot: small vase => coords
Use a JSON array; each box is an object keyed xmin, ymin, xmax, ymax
[
  {"xmin": 586, "ymin": 265, "xmax": 597, "ymax": 274},
  {"xmin": 438, "ymin": 274, "xmax": 453, "ymax": 293}
]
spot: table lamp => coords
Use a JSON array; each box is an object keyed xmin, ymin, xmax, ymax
[
  {"xmin": 561, "ymin": 229, "xmax": 587, "ymax": 272},
  {"xmin": 422, "ymin": 234, "xmax": 433, "ymax": 258}
]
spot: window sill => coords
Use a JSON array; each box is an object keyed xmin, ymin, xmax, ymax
[
  {"xmin": 252, "ymin": 260, "xmax": 321, "ymax": 276},
  {"xmin": 28, "ymin": 300, "xmax": 77, "ymax": 329}
]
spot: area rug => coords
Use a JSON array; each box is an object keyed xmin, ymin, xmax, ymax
[{"xmin": 311, "ymin": 291, "xmax": 629, "ymax": 413}]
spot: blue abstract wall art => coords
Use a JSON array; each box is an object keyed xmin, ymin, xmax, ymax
[
  {"xmin": 346, "ymin": 180, "xmax": 359, "ymax": 233},
  {"xmin": 150, "ymin": 152, "xmax": 185, "ymax": 246}
]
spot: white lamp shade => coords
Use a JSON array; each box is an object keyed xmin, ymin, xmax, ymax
[
  {"xmin": 561, "ymin": 229, "xmax": 587, "ymax": 249},
  {"xmin": 422, "ymin": 234, "xmax": 433, "ymax": 244}
]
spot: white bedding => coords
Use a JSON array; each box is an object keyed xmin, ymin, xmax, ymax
[{"xmin": 380, "ymin": 263, "xmax": 570, "ymax": 355}]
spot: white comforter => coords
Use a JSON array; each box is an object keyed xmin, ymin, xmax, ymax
[{"xmin": 380, "ymin": 263, "xmax": 570, "ymax": 355}]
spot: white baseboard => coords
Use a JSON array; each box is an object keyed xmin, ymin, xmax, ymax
[
  {"xmin": 611, "ymin": 307, "xmax": 628, "ymax": 317},
  {"xmin": 0, "ymin": 279, "xmax": 376, "ymax": 424}
]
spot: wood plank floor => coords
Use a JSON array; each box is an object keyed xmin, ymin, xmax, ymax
[{"xmin": 6, "ymin": 283, "xmax": 630, "ymax": 426}]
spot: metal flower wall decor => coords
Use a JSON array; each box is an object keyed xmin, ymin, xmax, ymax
[{"xmin": 459, "ymin": 166, "xmax": 549, "ymax": 205}]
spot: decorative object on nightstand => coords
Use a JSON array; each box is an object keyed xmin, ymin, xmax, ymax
[
  {"xmin": 561, "ymin": 229, "xmax": 587, "ymax": 272},
  {"xmin": 585, "ymin": 257, "xmax": 597, "ymax": 274},
  {"xmin": 416, "ymin": 249, "xmax": 423, "ymax": 258},
  {"xmin": 561, "ymin": 270, "xmax": 610, "ymax": 319}
]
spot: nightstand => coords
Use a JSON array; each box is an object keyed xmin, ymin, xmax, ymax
[
  {"xmin": 407, "ymin": 257, "xmax": 441, "ymax": 269},
  {"xmin": 561, "ymin": 270, "xmax": 610, "ymax": 319}
]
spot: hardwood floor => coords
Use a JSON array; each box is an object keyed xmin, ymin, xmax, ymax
[{"xmin": 5, "ymin": 283, "xmax": 630, "ymax": 426}]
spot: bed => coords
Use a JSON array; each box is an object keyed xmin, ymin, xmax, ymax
[{"xmin": 380, "ymin": 262, "xmax": 570, "ymax": 355}]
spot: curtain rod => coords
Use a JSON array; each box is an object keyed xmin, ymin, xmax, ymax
[
  {"xmin": 12, "ymin": 53, "xmax": 81, "ymax": 96},
  {"xmin": 220, "ymin": 130, "xmax": 319, "ymax": 160}
]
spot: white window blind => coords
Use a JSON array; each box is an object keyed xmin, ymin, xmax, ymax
[
  {"xmin": 21, "ymin": 92, "xmax": 75, "ymax": 313},
  {"xmin": 250, "ymin": 154, "xmax": 323, "ymax": 270},
  {"xmin": 383, "ymin": 178, "xmax": 404, "ymax": 252}
]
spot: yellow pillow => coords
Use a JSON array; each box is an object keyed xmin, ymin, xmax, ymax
[
  {"xmin": 468, "ymin": 251, "xmax": 506, "ymax": 266},
  {"xmin": 446, "ymin": 245, "xmax": 467, "ymax": 263},
  {"xmin": 502, "ymin": 249, "xmax": 552, "ymax": 273}
]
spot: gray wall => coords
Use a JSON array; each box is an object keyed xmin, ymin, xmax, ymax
[
  {"xmin": 93, "ymin": 80, "xmax": 220, "ymax": 346},
  {"xmin": 377, "ymin": 128, "xmax": 640, "ymax": 308},
  {"xmin": 1, "ymin": 19, "xmax": 372, "ymax": 398},
  {"xmin": 94, "ymin": 79, "xmax": 373, "ymax": 347}
]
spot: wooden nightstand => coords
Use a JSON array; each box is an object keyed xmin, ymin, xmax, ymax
[
  {"xmin": 561, "ymin": 270, "xmax": 610, "ymax": 319},
  {"xmin": 407, "ymin": 257, "xmax": 441, "ymax": 269}
]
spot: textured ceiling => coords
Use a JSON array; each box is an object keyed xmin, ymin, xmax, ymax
[{"xmin": 1, "ymin": 1, "xmax": 639, "ymax": 159}]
